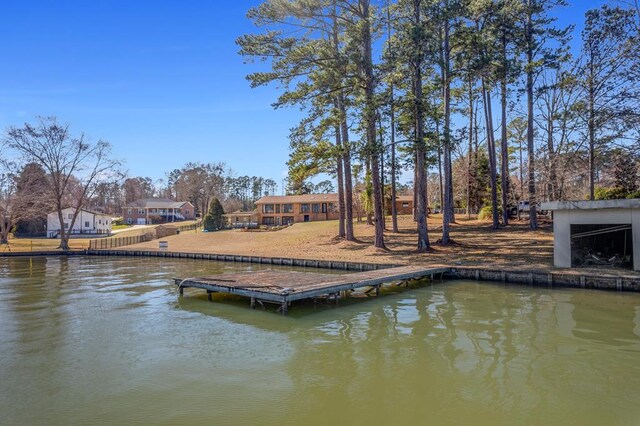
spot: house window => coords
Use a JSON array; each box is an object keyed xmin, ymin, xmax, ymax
[
  {"xmin": 282, "ymin": 216, "xmax": 294, "ymax": 225},
  {"xmin": 328, "ymin": 203, "xmax": 335, "ymax": 212},
  {"xmin": 262, "ymin": 217, "xmax": 275, "ymax": 225},
  {"xmin": 312, "ymin": 204, "xmax": 320, "ymax": 213},
  {"xmin": 138, "ymin": 209, "xmax": 145, "ymax": 215},
  {"xmin": 402, "ymin": 202, "xmax": 409, "ymax": 208},
  {"xmin": 64, "ymin": 223, "xmax": 69, "ymax": 228},
  {"xmin": 300, "ymin": 204, "xmax": 310, "ymax": 213},
  {"xmin": 85, "ymin": 221, "xmax": 90, "ymax": 228},
  {"xmin": 68, "ymin": 213, "xmax": 73, "ymax": 219},
  {"xmin": 98, "ymin": 220, "xmax": 102, "ymax": 225},
  {"xmin": 185, "ymin": 210, "xmax": 190, "ymax": 215},
  {"xmin": 275, "ymin": 204, "xmax": 281, "ymax": 213},
  {"xmin": 263, "ymin": 204, "xmax": 275, "ymax": 213},
  {"xmin": 127, "ymin": 209, "xmax": 132, "ymax": 215},
  {"xmin": 127, "ymin": 218, "xmax": 132, "ymax": 224},
  {"xmin": 283, "ymin": 204, "xmax": 293, "ymax": 213}
]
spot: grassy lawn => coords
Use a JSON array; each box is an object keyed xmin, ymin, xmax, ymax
[
  {"xmin": 2, "ymin": 215, "xmax": 558, "ymax": 271},
  {"xmin": 1, "ymin": 237, "xmax": 89, "ymax": 252},
  {"xmin": 1, "ymin": 220, "xmax": 204, "ymax": 253},
  {"xmin": 111, "ymin": 224, "xmax": 132, "ymax": 231},
  {"xmin": 117, "ymin": 214, "xmax": 556, "ymax": 270}
]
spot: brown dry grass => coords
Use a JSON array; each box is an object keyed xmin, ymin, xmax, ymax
[{"xmin": 120, "ymin": 214, "xmax": 555, "ymax": 270}]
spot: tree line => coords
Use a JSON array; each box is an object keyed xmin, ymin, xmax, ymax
[
  {"xmin": 237, "ymin": 0, "xmax": 639, "ymax": 250},
  {"xmin": 0, "ymin": 117, "xmax": 280, "ymax": 248}
]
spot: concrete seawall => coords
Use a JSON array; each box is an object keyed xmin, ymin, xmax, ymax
[{"xmin": 3, "ymin": 249, "xmax": 640, "ymax": 292}]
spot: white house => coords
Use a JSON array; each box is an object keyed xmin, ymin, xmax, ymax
[
  {"xmin": 47, "ymin": 208, "xmax": 112, "ymax": 238},
  {"xmin": 541, "ymin": 199, "xmax": 640, "ymax": 271}
]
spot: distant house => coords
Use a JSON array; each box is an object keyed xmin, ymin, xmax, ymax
[
  {"xmin": 223, "ymin": 211, "xmax": 259, "ymax": 228},
  {"xmin": 255, "ymin": 194, "xmax": 339, "ymax": 226},
  {"xmin": 47, "ymin": 208, "xmax": 112, "ymax": 238},
  {"xmin": 390, "ymin": 195, "xmax": 414, "ymax": 215},
  {"xmin": 123, "ymin": 198, "xmax": 196, "ymax": 225}
]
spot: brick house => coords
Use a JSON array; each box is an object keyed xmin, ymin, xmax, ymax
[
  {"xmin": 255, "ymin": 194, "xmax": 339, "ymax": 225},
  {"xmin": 123, "ymin": 199, "xmax": 196, "ymax": 225}
]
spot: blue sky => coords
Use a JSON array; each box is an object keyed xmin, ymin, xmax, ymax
[{"xmin": 0, "ymin": 0, "xmax": 606, "ymax": 188}]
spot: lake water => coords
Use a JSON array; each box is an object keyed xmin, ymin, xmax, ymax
[{"xmin": 1, "ymin": 256, "xmax": 640, "ymax": 425}]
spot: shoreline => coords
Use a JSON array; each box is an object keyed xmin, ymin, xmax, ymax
[{"xmin": 4, "ymin": 248, "xmax": 640, "ymax": 292}]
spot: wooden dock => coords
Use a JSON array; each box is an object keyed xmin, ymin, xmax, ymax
[{"xmin": 174, "ymin": 265, "xmax": 448, "ymax": 314}]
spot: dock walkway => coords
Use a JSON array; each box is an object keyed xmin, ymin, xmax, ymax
[{"xmin": 175, "ymin": 265, "xmax": 448, "ymax": 314}]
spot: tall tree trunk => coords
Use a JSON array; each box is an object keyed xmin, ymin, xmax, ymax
[
  {"xmin": 547, "ymin": 114, "xmax": 557, "ymax": 201},
  {"xmin": 332, "ymin": 3, "xmax": 355, "ymax": 241},
  {"xmin": 443, "ymin": 3, "xmax": 455, "ymax": 229},
  {"xmin": 436, "ymin": 121, "xmax": 443, "ymax": 212},
  {"xmin": 56, "ymin": 206, "xmax": 70, "ymax": 250},
  {"xmin": 362, "ymin": 0, "xmax": 384, "ymax": 248},
  {"xmin": 482, "ymin": 80, "xmax": 500, "ymax": 230},
  {"xmin": 500, "ymin": 32, "xmax": 509, "ymax": 225},
  {"xmin": 378, "ymin": 115, "xmax": 387, "ymax": 230},
  {"xmin": 335, "ymin": 123, "xmax": 346, "ymax": 238},
  {"xmin": 338, "ymin": 96, "xmax": 355, "ymax": 240},
  {"xmin": 474, "ymin": 101, "xmax": 480, "ymax": 213},
  {"xmin": 413, "ymin": 0, "xmax": 429, "ymax": 251},
  {"xmin": 413, "ymin": 161, "xmax": 418, "ymax": 221},
  {"xmin": 387, "ymin": 2, "xmax": 399, "ymax": 233},
  {"xmin": 467, "ymin": 77, "xmax": 474, "ymax": 219},
  {"xmin": 390, "ymin": 93, "xmax": 399, "ymax": 232},
  {"xmin": 366, "ymin": 158, "xmax": 373, "ymax": 225},
  {"xmin": 588, "ymin": 61, "xmax": 596, "ymax": 201},
  {"xmin": 526, "ymin": 1, "xmax": 538, "ymax": 229}
]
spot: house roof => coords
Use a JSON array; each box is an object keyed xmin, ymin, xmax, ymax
[
  {"xmin": 541, "ymin": 199, "xmax": 640, "ymax": 211},
  {"xmin": 125, "ymin": 198, "xmax": 191, "ymax": 209},
  {"xmin": 255, "ymin": 193, "xmax": 339, "ymax": 204},
  {"xmin": 223, "ymin": 211, "xmax": 258, "ymax": 216},
  {"xmin": 49, "ymin": 208, "xmax": 111, "ymax": 217},
  {"xmin": 395, "ymin": 195, "xmax": 413, "ymax": 202}
]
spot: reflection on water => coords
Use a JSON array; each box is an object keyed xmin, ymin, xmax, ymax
[{"xmin": 1, "ymin": 256, "xmax": 640, "ymax": 425}]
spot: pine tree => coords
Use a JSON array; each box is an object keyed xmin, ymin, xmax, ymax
[{"xmin": 203, "ymin": 198, "xmax": 225, "ymax": 231}]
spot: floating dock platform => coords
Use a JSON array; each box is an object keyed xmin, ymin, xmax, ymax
[{"xmin": 174, "ymin": 265, "xmax": 448, "ymax": 314}]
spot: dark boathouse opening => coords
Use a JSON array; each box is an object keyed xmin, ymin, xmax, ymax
[{"xmin": 570, "ymin": 224, "xmax": 633, "ymax": 269}]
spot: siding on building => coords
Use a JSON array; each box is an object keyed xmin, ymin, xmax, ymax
[
  {"xmin": 46, "ymin": 208, "xmax": 112, "ymax": 238},
  {"xmin": 123, "ymin": 199, "xmax": 196, "ymax": 225}
]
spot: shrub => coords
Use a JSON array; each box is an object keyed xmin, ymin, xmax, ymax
[
  {"xmin": 594, "ymin": 186, "xmax": 627, "ymax": 200},
  {"xmin": 477, "ymin": 205, "xmax": 502, "ymax": 221}
]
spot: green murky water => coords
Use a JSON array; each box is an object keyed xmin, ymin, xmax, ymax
[{"xmin": 1, "ymin": 256, "xmax": 640, "ymax": 425}]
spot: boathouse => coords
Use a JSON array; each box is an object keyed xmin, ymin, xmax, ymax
[{"xmin": 542, "ymin": 199, "xmax": 640, "ymax": 271}]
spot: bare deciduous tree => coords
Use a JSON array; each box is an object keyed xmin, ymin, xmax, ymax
[{"xmin": 5, "ymin": 117, "xmax": 121, "ymax": 250}]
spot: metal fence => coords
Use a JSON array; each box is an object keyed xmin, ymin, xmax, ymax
[{"xmin": 88, "ymin": 234, "xmax": 150, "ymax": 250}]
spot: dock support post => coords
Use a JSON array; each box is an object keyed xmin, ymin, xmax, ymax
[
  {"xmin": 179, "ymin": 286, "xmax": 184, "ymax": 296},
  {"xmin": 281, "ymin": 300, "xmax": 288, "ymax": 315},
  {"xmin": 207, "ymin": 291, "xmax": 212, "ymax": 301},
  {"xmin": 375, "ymin": 284, "xmax": 381, "ymax": 297},
  {"xmin": 250, "ymin": 297, "xmax": 256, "ymax": 309}
]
